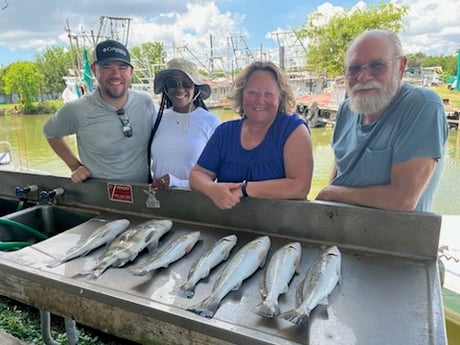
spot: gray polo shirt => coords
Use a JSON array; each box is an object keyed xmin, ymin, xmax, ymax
[{"xmin": 43, "ymin": 89, "xmax": 157, "ymax": 183}]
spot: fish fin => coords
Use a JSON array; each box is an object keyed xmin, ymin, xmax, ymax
[
  {"xmin": 279, "ymin": 308, "xmax": 310, "ymax": 325},
  {"xmin": 81, "ymin": 248, "xmax": 95, "ymax": 257},
  {"xmin": 258, "ymin": 275, "xmax": 267, "ymax": 298},
  {"xmin": 259, "ymin": 255, "xmax": 267, "ymax": 268},
  {"xmin": 280, "ymin": 283, "xmax": 290, "ymax": 295},
  {"xmin": 146, "ymin": 241, "xmax": 159, "ymax": 253},
  {"xmin": 187, "ymin": 295, "xmax": 221, "ymax": 318},
  {"xmin": 319, "ymin": 296, "xmax": 329, "ymax": 306},
  {"xmin": 252, "ymin": 301, "xmax": 280, "ymax": 318},
  {"xmin": 231, "ymin": 281, "xmax": 242, "ymax": 291},
  {"xmin": 296, "ymin": 279, "xmax": 305, "ymax": 304}
]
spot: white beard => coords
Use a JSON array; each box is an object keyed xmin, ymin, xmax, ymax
[{"xmin": 348, "ymin": 72, "xmax": 400, "ymax": 115}]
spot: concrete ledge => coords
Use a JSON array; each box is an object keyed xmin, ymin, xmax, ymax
[{"xmin": 0, "ymin": 330, "xmax": 33, "ymax": 345}]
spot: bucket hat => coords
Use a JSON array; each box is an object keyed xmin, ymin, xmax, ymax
[
  {"xmin": 92, "ymin": 39, "xmax": 133, "ymax": 67},
  {"xmin": 154, "ymin": 58, "xmax": 211, "ymax": 99}
]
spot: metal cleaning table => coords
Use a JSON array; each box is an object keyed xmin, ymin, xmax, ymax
[{"xmin": 0, "ymin": 171, "xmax": 447, "ymax": 345}]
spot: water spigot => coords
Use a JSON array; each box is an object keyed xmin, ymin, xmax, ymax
[
  {"xmin": 15, "ymin": 184, "xmax": 38, "ymax": 201},
  {"xmin": 39, "ymin": 188, "xmax": 64, "ymax": 204}
]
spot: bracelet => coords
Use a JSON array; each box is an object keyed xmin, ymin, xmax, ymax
[{"xmin": 241, "ymin": 180, "xmax": 249, "ymax": 197}]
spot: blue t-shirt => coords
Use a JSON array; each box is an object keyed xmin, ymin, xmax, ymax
[
  {"xmin": 332, "ymin": 83, "xmax": 448, "ymax": 212},
  {"xmin": 197, "ymin": 113, "xmax": 307, "ymax": 182}
]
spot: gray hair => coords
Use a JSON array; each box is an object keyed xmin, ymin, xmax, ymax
[{"xmin": 347, "ymin": 29, "xmax": 404, "ymax": 61}]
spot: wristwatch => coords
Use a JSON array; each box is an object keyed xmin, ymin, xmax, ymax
[{"xmin": 241, "ymin": 180, "xmax": 249, "ymax": 197}]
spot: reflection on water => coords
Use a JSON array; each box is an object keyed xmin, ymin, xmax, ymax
[{"xmin": 0, "ymin": 111, "xmax": 459, "ymax": 215}]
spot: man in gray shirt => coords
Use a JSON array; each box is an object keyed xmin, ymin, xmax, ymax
[{"xmin": 44, "ymin": 39, "xmax": 158, "ymax": 183}]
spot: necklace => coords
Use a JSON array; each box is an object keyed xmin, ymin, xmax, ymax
[{"xmin": 172, "ymin": 112, "xmax": 191, "ymax": 132}]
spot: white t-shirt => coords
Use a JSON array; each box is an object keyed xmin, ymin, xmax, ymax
[{"xmin": 150, "ymin": 106, "xmax": 220, "ymax": 188}]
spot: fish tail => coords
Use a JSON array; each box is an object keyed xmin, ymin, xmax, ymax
[
  {"xmin": 128, "ymin": 266, "xmax": 147, "ymax": 276},
  {"xmin": 86, "ymin": 265, "xmax": 107, "ymax": 280},
  {"xmin": 178, "ymin": 282, "xmax": 196, "ymax": 298},
  {"xmin": 279, "ymin": 308, "xmax": 310, "ymax": 325},
  {"xmin": 46, "ymin": 259, "xmax": 63, "ymax": 268},
  {"xmin": 252, "ymin": 300, "xmax": 280, "ymax": 318},
  {"xmin": 187, "ymin": 295, "xmax": 221, "ymax": 318}
]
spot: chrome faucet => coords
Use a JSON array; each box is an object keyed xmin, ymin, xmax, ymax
[
  {"xmin": 39, "ymin": 188, "xmax": 64, "ymax": 204},
  {"xmin": 15, "ymin": 184, "xmax": 38, "ymax": 201}
]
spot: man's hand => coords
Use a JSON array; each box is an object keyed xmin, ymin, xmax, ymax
[{"xmin": 71, "ymin": 165, "xmax": 91, "ymax": 183}]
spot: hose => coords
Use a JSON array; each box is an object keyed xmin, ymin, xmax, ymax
[
  {"xmin": 0, "ymin": 241, "xmax": 32, "ymax": 251},
  {"xmin": 0, "ymin": 218, "xmax": 48, "ymax": 240},
  {"xmin": 1, "ymin": 205, "xmax": 79, "ymax": 343}
]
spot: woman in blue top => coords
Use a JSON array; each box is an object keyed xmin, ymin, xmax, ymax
[{"xmin": 189, "ymin": 61, "xmax": 313, "ymax": 209}]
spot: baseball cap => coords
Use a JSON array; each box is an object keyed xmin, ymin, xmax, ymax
[
  {"xmin": 92, "ymin": 39, "xmax": 133, "ymax": 67},
  {"xmin": 154, "ymin": 58, "xmax": 211, "ymax": 99}
]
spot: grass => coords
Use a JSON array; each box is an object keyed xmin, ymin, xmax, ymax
[
  {"xmin": 0, "ymin": 297, "xmax": 139, "ymax": 345},
  {"xmin": 432, "ymin": 86, "xmax": 460, "ymax": 109}
]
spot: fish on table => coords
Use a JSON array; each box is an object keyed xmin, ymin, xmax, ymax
[
  {"xmin": 178, "ymin": 234, "xmax": 238, "ymax": 298},
  {"xmin": 46, "ymin": 218, "xmax": 130, "ymax": 268},
  {"xmin": 253, "ymin": 241, "xmax": 302, "ymax": 318},
  {"xmin": 187, "ymin": 235, "xmax": 271, "ymax": 319},
  {"xmin": 280, "ymin": 245, "xmax": 341, "ymax": 325},
  {"xmin": 83, "ymin": 218, "xmax": 173, "ymax": 280},
  {"xmin": 129, "ymin": 231, "xmax": 201, "ymax": 276}
]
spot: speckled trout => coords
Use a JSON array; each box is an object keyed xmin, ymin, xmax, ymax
[
  {"xmin": 129, "ymin": 231, "xmax": 201, "ymax": 275},
  {"xmin": 47, "ymin": 219, "xmax": 130, "ymax": 268},
  {"xmin": 280, "ymin": 245, "xmax": 341, "ymax": 325},
  {"xmin": 253, "ymin": 241, "xmax": 302, "ymax": 318},
  {"xmin": 85, "ymin": 219, "xmax": 173, "ymax": 280},
  {"xmin": 178, "ymin": 234, "xmax": 238, "ymax": 298},
  {"xmin": 187, "ymin": 235, "xmax": 271, "ymax": 318}
]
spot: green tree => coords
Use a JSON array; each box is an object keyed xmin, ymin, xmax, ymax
[
  {"xmin": 406, "ymin": 52, "xmax": 426, "ymax": 68},
  {"xmin": 4, "ymin": 61, "xmax": 44, "ymax": 111},
  {"xmin": 35, "ymin": 46, "xmax": 73, "ymax": 94},
  {"xmin": 0, "ymin": 67, "xmax": 6, "ymax": 95},
  {"xmin": 130, "ymin": 41, "xmax": 165, "ymax": 84},
  {"xmin": 297, "ymin": 3, "xmax": 409, "ymax": 77},
  {"xmin": 406, "ymin": 53, "xmax": 458, "ymax": 80}
]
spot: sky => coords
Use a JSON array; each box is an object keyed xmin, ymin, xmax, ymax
[{"xmin": 0, "ymin": 0, "xmax": 459, "ymax": 69}]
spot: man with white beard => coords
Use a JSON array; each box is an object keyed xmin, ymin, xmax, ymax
[{"xmin": 316, "ymin": 29, "xmax": 448, "ymax": 212}]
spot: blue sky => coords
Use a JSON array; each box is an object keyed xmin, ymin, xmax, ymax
[{"xmin": 0, "ymin": 0, "xmax": 459, "ymax": 68}]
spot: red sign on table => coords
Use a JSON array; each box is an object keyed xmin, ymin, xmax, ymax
[{"xmin": 107, "ymin": 183, "xmax": 134, "ymax": 203}]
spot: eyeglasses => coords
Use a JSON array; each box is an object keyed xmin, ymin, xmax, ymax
[
  {"xmin": 344, "ymin": 57, "xmax": 400, "ymax": 80},
  {"xmin": 165, "ymin": 78, "xmax": 194, "ymax": 89},
  {"xmin": 116, "ymin": 108, "xmax": 132, "ymax": 137},
  {"xmin": 244, "ymin": 90, "xmax": 276, "ymax": 100}
]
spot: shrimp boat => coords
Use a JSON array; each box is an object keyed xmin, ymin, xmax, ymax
[{"xmin": 0, "ymin": 169, "xmax": 451, "ymax": 345}]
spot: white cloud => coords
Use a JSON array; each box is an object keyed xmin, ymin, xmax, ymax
[
  {"xmin": 395, "ymin": 0, "xmax": 460, "ymax": 56},
  {"xmin": 0, "ymin": 0, "xmax": 458, "ymax": 67}
]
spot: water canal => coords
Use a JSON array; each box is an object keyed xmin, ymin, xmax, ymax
[{"xmin": 0, "ymin": 109, "xmax": 459, "ymax": 215}]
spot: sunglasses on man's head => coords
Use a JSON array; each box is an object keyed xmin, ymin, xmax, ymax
[
  {"xmin": 165, "ymin": 78, "xmax": 194, "ymax": 89},
  {"xmin": 117, "ymin": 108, "xmax": 133, "ymax": 138}
]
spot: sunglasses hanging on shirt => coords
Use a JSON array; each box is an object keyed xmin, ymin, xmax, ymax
[{"xmin": 116, "ymin": 108, "xmax": 133, "ymax": 137}]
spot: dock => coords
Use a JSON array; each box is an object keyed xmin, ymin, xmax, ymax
[{"xmin": 443, "ymin": 98, "xmax": 459, "ymax": 130}]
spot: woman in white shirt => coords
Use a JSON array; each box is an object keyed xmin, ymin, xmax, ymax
[{"xmin": 149, "ymin": 58, "xmax": 220, "ymax": 189}]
